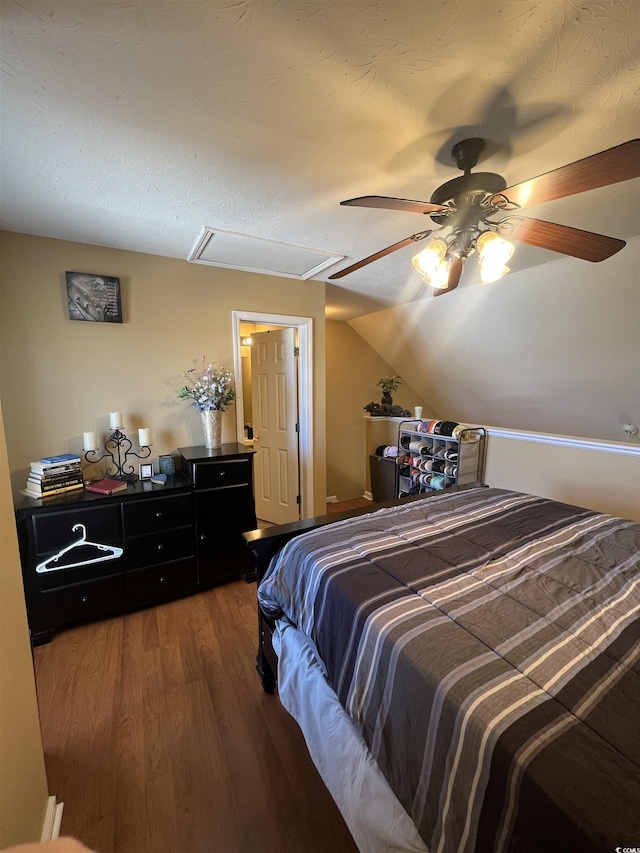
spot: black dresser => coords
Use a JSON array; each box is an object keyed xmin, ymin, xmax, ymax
[{"xmin": 15, "ymin": 444, "xmax": 257, "ymax": 645}]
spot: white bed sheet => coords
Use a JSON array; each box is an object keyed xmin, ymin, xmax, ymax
[{"xmin": 273, "ymin": 619, "xmax": 429, "ymax": 853}]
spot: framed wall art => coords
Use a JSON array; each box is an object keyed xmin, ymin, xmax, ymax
[{"xmin": 66, "ymin": 271, "xmax": 123, "ymax": 323}]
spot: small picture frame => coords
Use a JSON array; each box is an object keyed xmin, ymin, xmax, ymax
[
  {"xmin": 158, "ymin": 454, "xmax": 175, "ymax": 475},
  {"xmin": 139, "ymin": 463, "xmax": 153, "ymax": 480}
]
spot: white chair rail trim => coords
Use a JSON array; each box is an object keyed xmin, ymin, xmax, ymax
[{"xmin": 486, "ymin": 426, "xmax": 640, "ymax": 457}]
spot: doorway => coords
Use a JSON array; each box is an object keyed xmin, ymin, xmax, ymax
[{"xmin": 231, "ymin": 311, "xmax": 314, "ymax": 520}]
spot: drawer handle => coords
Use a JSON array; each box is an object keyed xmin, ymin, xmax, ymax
[
  {"xmin": 219, "ymin": 470, "xmax": 226, "ymax": 477},
  {"xmin": 155, "ymin": 511, "xmax": 162, "ymax": 518},
  {"xmin": 159, "ymin": 576, "xmax": 166, "ymax": 583},
  {"xmin": 81, "ymin": 595, "xmax": 88, "ymax": 604},
  {"xmin": 157, "ymin": 543, "xmax": 164, "ymax": 551},
  {"xmin": 200, "ymin": 534, "xmax": 206, "ymax": 541}
]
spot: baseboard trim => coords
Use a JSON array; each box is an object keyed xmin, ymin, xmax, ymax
[
  {"xmin": 363, "ymin": 491, "xmax": 373, "ymax": 501},
  {"xmin": 41, "ymin": 796, "xmax": 64, "ymax": 842}
]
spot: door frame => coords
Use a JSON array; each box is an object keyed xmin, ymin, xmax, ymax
[{"xmin": 231, "ymin": 310, "xmax": 314, "ymax": 519}]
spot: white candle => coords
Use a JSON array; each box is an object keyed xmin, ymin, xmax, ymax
[
  {"xmin": 83, "ymin": 431, "xmax": 99, "ymax": 451},
  {"xmin": 138, "ymin": 428, "xmax": 151, "ymax": 447},
  {"xmin": 110, "ymin": 411, "xmax": 123, "ymax": 429}
]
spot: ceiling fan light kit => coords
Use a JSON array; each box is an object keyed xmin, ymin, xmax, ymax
[
  {"xmin": 329, "ymin": 137, "xmax": 640, "ymax": 296},
  {"xmin": 412, "ymin": 238, "xmax": 450, "ymax": 288},
  {"xmin": 476, "ymin": 231, "xmax": 515, "ymax": 284}
]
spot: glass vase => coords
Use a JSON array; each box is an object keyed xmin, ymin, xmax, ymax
[{"xmin": 201, "ymin": 409, "xmax": 222, "ymax": 449}]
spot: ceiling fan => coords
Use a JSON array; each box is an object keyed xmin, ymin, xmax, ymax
[{"xmin": 328, "ymin": 138, "xmax": 640, "ymax": 295}]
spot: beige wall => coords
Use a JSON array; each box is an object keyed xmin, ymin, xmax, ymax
[
  {"xmin": 0, "ymin": 231, "xmax": 327, "ymax": 515},
  {"xmin": 325, "ymin": 320, "xmax": 429, "ymax": 501},
  {"xmin": 0, "ymin": 401, "xmax": 50, "ymax": 846},
  {"xmin": 485, "ymin": 431, "xmax": 640, "ymax": 522},
  {"xmin": 347, "ymin": 239, "xmax": 640, "ymax": 515}
]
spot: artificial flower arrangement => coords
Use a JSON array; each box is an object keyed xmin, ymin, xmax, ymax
[{"xmin": 178, "ymin": 358, "xmax": 237, "ymax": 411}]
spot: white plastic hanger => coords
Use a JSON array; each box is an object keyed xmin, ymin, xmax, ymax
[{"xmin": 36, "ymin": 523, "xmax": 124, "ymax": 573}]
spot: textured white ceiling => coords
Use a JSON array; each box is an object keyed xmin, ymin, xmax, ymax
[{"xmin": 1, "ymin": 0, "xmax": 639, "ymax": 319}]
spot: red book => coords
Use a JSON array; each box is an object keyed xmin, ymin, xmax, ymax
[{"xmin": 85, "ymin": 478, "xmax": 128, "ymax": 495}]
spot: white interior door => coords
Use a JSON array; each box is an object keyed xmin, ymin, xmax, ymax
[{"xmin": 251, "ymin": 328, "xmax": 300, "ymax": 524}]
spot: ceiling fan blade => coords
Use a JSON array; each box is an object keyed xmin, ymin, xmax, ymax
[
  {"xmin": 502, "ymin": 139, "xmax": 640, "ymax": 209},
  {"xmin": 328, "ymin": 231, "xmax": 433, "ymax": 279},
  {"xmin": 508, "ymin": 216, "xmax": 626, "ymax": 261},
  {"xmin": 433, "ymin": 257, "xmax": 464, "ymax": 297},
  {"xmin": 340, "ymin": 196, "xmax": 448, "ymax": 215}
]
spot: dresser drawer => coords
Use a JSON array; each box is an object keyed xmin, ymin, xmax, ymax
[
  {"xmin": 125, "ymin": 525, "xmax": 194, "ymax": 570},
  {"xmin": 30, "ymin": 504, "xmax": 121, "ymax": 555},
  {"xmin": 35, "ymin": 548, "xmax": 125, "ymax": 591},
  {"xmin": 191, "ymin": 458, "xmax": 251, "ymax": 490},
  {"xmin": 31, "ymin": 504, "xmax": 124, "ymax": 591},
  {"xmin": 34, "ymin": 572, "xmax": 125, "ymax": 633},
  {"xmin": 122, "ymin": 492, "xmax": 192, "ymax": 536},
  {"xmin": 125, "ymin": 557, "xmax": 197, "ymax": 608},
  {"xmin": 195, "ymin": 485, "xmax": 256, "ymax": 534}
]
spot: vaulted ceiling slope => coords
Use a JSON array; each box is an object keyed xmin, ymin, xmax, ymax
[
  {"xmin": 350, "ymin": 236, "xmax": 640, "ymax": 442},
  {"xmin": 1, "ymin": 1, "xmax": 638, "ymax": 320}
]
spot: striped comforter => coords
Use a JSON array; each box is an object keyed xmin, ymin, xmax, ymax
[{"xmin": 258, "ymin": 487, "xmax": 640, "ymax": 853}]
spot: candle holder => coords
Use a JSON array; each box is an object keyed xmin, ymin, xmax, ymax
[{"xmin": 84, "ymin": 428, "xmax": 152, "ymax": 481}]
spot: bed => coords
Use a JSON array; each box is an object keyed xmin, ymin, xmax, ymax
[{"xmin": 245, "ymin": 485, "xmax": 640, "ymax": 852}]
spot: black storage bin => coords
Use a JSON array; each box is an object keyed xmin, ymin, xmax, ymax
[{"xmin": 369, "ymin": 454, "xmax": 397, "ymax": 502}]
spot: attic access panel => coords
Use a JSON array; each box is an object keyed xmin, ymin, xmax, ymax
[{"xmin": 188, "ymin": 228, "xmax": 344, "ymax": 280}]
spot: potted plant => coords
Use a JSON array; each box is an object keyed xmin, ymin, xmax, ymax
[{"xmin": 377, "ymin": 375, "xmax": 402, "ymax": 406}]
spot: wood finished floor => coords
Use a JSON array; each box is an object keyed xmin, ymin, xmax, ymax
[
  {"xmin": 326, "ymin": 498, "xmax": 370, "ymax": 514},
  {"xmin": 32, "ymin": 503, "xmax": 369, "ymax": 853}
]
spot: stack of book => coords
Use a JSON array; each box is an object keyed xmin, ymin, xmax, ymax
[{"xmin": 24, "ymin": 453, "xmax": 84, "ymax": 498}]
